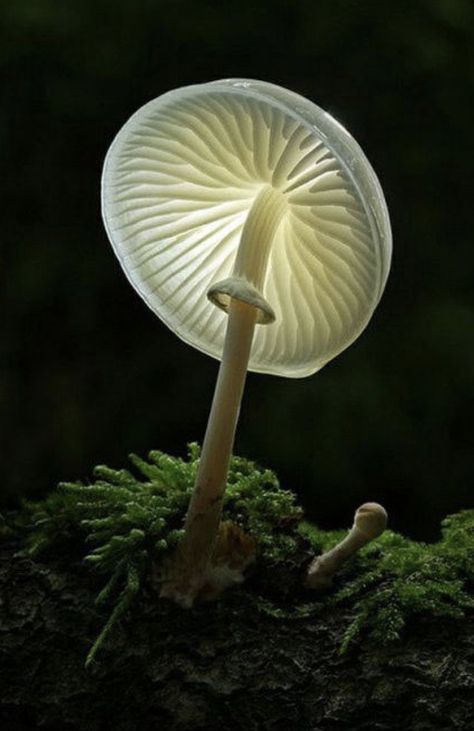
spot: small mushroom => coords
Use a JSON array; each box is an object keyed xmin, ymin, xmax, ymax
[
  {"xmin": 305, "ymin": 502, "xmax": 388, "ymax": 590},
  {"xmin": 102, "ymin": 79, "xmax": 392, "ymax": 605}
]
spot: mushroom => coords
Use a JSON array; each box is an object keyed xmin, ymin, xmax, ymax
[
  {"xmin": 305, "ymin": 502, "xmax": 388, "ymax": 590},
  {"xmin": 101, "ymin": 79, "xmax": 392, "ymax": 605}
]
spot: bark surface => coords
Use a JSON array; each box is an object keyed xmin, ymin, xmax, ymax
[{"xmin": 1, "ymin": 539, "xmax": 473, "ymax": 731}]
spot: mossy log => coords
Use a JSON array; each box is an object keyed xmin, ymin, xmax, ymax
[{"xmin": 1, "ymin": 538, "xmax": 473, "ymax": 731}]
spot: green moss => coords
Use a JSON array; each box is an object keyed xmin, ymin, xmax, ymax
[
  {"xmin": 299, "ymin": 512, "xmax": 474, "ymax": 653},
  {"xmin": 16, "ymin": 444, "xmax": 302, "ymax": 665},
  {"xmin": 12, "ymin": 445, "xmax": 474, "ymax": 666}
]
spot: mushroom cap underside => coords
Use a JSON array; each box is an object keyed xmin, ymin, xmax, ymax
[{"xmin": 102, "ymin": 79, "xmax": 391, "ymax": 377}]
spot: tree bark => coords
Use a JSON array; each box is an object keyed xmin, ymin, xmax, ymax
[{"xmin": 0, "ymin": 538, "xmax": 473, "ymax": 731}]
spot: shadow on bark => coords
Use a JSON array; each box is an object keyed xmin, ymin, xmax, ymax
[{"xmin": 1, "ymin": 538, "xmax": 473, "ymax": 731}]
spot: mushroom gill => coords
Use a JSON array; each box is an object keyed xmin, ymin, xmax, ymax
[{"xmin": 102, "ymin": 80, "xmax": 389, "ymax": 378}]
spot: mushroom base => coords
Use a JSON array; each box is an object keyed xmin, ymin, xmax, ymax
[{"xmin": 159, "ymin": 521, "xmax": 257, "ymax": 607}]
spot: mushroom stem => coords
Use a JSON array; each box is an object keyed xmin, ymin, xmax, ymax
[
  {"xmin": 233, "ymin": 185, "xmax": 286, "ymax": 287},
  {"xmin": 163, "ymin": 297, "xmax": 257, "ymax": 602},
  {"xmin": 162, "ymin": 185, "xmax": 286, "ymax": 604},
  {"xmin": 305, "ymin": 502, "xmax": 387, "ymax": 591}
]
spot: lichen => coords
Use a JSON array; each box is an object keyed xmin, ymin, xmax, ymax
[{"xmin": 11, "ymin": 445, "xmax": 474, "ymax": 667}]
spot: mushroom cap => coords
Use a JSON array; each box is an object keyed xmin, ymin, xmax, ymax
[
  {"xmin": 354, "ymin": 502, "xmax": 388, "ymax": 539},
  {"xmin": 102, "ymin": 79, "xmax": 391, "ymax": 378}
]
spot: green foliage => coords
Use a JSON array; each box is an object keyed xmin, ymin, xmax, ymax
[
  {"xmin": 299, "ymin": 512, "xmax": 474, "ymax": 653},
  {"xmin": 15, "ymin": 447, "xmax": 474, "ymax": 665},
  {"xmin": 19, "ymin": 444, "xmax": 302, "ymax": 666}
]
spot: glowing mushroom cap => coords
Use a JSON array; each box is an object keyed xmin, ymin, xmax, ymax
[{"xmin": 102, "ymin": 79, "xmax": 391, "ymax": 377}]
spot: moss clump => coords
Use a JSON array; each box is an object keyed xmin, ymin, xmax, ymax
[
  {"xmin": 299, "ymin": 514, "xmax": 474, "ymax": 652},
  {"xmin": 12, "ymin": 445, "xmax": 474, "ymax": 667},
  {"xmin": 17, "ymin": 444, "xmax": 302, "ymax": 665}
]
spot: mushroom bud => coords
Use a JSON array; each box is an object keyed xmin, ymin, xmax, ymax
[
  {"xmin": 101, "ymin": 79, "xmax": 392, "ymax": 605},
  {"xmin": 305, "ymin": 502, "xmax": 388, "ymax": 590}
]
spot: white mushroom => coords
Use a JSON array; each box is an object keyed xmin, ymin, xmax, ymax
[
  {"xmin": 101, "ymin": 79, "xmax": 392, "ymax": 605},
  {"xmin": 305, "ymin": 502, "xmax": 388, "ymax": 590}
]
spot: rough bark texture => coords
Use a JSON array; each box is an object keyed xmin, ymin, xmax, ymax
[{"xmin": 1, "ymin": 539, "xmax": 473, "ymax": 731}]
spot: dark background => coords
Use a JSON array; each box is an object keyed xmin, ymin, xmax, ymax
[{"xmin": 1, "ymin": 0, "xmax": 473, "ymax": 539}]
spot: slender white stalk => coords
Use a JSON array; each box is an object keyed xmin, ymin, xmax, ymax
[
  {"xmin": 161, "ymin": 186, "xmax": 286, "ymax": 605},
  {"xmin": 170, "ymin": 298, "xmax": 257, "ymax": 599},
  {"xmin": 233, "ymin": 186, "xmax": 286, "ymax": 286},
  {"xmin": 305, "ymin": 503, "xmax": 387, "ymax": 591}
]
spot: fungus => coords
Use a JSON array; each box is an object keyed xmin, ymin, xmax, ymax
[
  {"xmin": 101, "ymin": 79, "xmax": 391, "ymax": 605},
  {"xmin": 305, "ymin": 502, "xmax": 388, "ymax": 590}
]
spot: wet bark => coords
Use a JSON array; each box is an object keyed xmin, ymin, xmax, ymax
[{"xmin": 0, "ymin": 538, "xmax": 473, "ymax": 731}]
